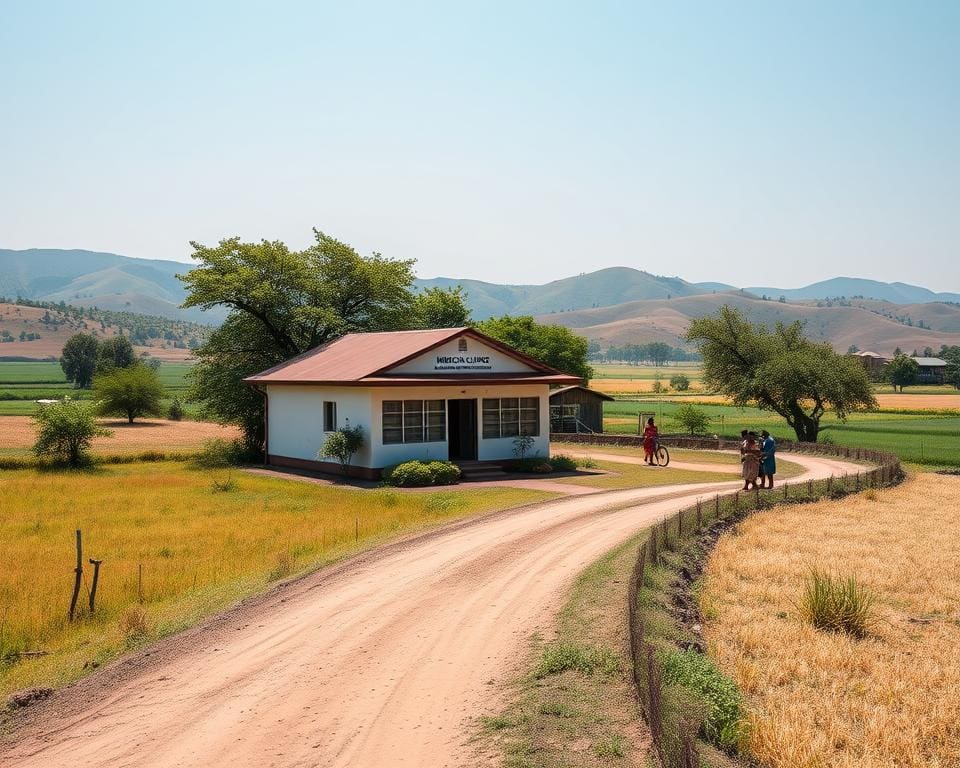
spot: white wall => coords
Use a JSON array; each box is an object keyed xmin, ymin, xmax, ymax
[
  {"xmin": 367, "ymin": 384, "xmax": 550, "ymax": 466},
  {"xmin": 266, "ymin": 385, "xmax": 373, "ymax": 466},
  {"xmin": 266, "ymin": 383, "xmax": 552, "ymax": 469}
]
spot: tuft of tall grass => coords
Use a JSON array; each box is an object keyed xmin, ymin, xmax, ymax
[
  {"xmin": 534, "ymin": 641, "xmax": 620, "ymax": 678},
  {"xmin": 799, "ymin": 569, "xmax": 874, "ymax": 639}
]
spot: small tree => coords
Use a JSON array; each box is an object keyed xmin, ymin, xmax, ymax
[
  {"xmin": 672, "ymin": 404, "xmax": 710, "ymax": 435},
  {"xmin": 61, "ymin": 333, "xmax": 99, "ymax": 388},
  {"xmin": 669, "ymin": 373, "xmax": 690, "ymax": 391},
  {"xmin": 320, "ymin": 425, "xmax": 365, "ymax": 475},
  {"xmin": 168, "ymin": 397, "xmax": 185, "ymax": 421},
  {"xmin": 512, "ymin": 434, "xmax": 536, "ymax": 459},
  {"xmin": 96, "ymin": 335, "xmax": 136, "ymax": 373},
  {"xmin": 884, "ymin": 354, "xmax": 919, "ymax": 393},
  {"xmin": 94, "ymin": 365, "xmax": 165, "ymax": 423},
  {"xmin": 33, "ymin": 397, "xmax": 112, "ymax": 466}
]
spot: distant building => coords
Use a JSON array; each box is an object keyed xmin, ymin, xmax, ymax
[
  {"xmin": 852, "ymin": 350, "xmax": 887, "ymax": 377},
  {"xmin": 549, "ymin": 385, "xmax": 613, "ymax": 433},
  {"xmin": 244, "ymin": 327, "xmax": 580, "ymax": 478},
  {"xmin": 910, "ymin": 357, "xmax": 949, "ymax": 384}
]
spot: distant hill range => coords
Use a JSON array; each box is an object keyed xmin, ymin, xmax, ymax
[
  {"xmin": 0, "ymin": 249, "xmax": 225, "ymax": 324},
  {"xmin": 3, "ymin": 249, "xmax": 959, "ymax": 355},
  {"xmin": 537, "ymin": 293, "xmax": 960, "ymax": 356}
]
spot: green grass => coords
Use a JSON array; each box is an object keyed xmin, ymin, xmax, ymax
[
  {"xmin": 592, "ymin": 363, "xmax": 702, "ymax": 380},
  {"xmin": 0, "ymin": 361, "xmax": 67, "ymax": 383},
  {"xmin": 604, "ymin": 401, "xmax": 960, "ymax": 466},
  {"xmin": 0, "ymin": 360, "xmax": 196, "ymax": 416},
  {"xmin": 0, "ymin": 461, "xmax": 553, "ymax": 699}
]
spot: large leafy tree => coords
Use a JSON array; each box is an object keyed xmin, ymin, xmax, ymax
[
  {"xmin": 476, "ymin": 316, "xmax": 593, "ymax": 381},
  {"xmin": 94, "ymin": 365, "xmax": 165, "ymax": 423},
  {"xmin": 687, "ymin": 306, "xmax": 876, "ymax": 442},
  {"xmin": 179, "ymin": 230, "xmax": 469, "ymax": 450},
  {"xmin": 61, "ymin": 333, "xmax": 99, "ymax": 388},
  {"xmin": 96, "ymin": 335, "xmax": 136, "ymax": 373},
  {"xmin": 883, "ymin": 354, "xmax": 919, "ymax": 393}
]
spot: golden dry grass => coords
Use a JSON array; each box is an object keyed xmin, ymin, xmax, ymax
[
  {"xmin": 0, "ymin": 462, "xmax": 551, "ymax": 698},
  {"xmin": 0, "ymin": 416, "xmax": 239, "ymax": 455},
  {"xmin": 701, "ymin": 475, "xmax": 960, "ymax": 767},
  {"xmin": 874, "ymin": 393, "xmax": 960, "ymax": 410}
]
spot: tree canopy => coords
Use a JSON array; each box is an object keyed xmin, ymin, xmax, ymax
[
  {"xmin": 94, "ymin": 365, "xmax": 166, "ymax": 423},
  {"xmin": 33, "ymin": 397, "xmax": 112, "ymax": 466},
  {"xmin": 97, "ymin": 335, "xmax": 136, "ymax": 373},
  {"xmin": 475, "ymin": 315, "xmax": 593, "ymax": 381},
  {"xmin": 180, "ymin": 230, "xmax": 470, "ymax": 450},
  {"xmin": 686, "ymin": 306, "xmax": 876, "ymax": 442},
  {"xmin": 61, "ymin": 333, "xmax": 99, "ymax": 388},
  {"xmin": 883, "ymin": 354, "xmax": 919, "ymax": 393}
]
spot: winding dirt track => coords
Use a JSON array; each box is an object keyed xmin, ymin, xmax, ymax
[{"xmin": 2, "ymin": 453, "xmax": 858, "ymax": 768}]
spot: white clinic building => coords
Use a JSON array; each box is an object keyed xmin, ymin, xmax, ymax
[{"xmin": 245, "ymin": 327, "xmax": 581, "ymax": 478}]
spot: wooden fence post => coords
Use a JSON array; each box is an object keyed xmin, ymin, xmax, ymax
[
  {"xmin": 696, "ymin": 499, "xmax": 702, "ymax": 531},
  {"xmin": 69, "ymin": 529, "xmax": 83, "ymax": 621},
  {"xmin": 88, "ymin": 559, "xmax": 103, "ymax": 613}
]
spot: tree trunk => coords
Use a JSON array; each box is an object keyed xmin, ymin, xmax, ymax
[{"xmin": 791, "ymin": 413, "xmax": 820, "ymax": 442}]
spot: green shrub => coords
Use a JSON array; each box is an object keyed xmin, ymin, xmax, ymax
[
  {"xmin": 168, "ymin": 398, "xmax": 185, "ymax": 421},
  {"xmin": 319, "ymin": 425, "xmax": 365, "ymax": 474},
  {"xmin": 383, "ymin": 460, "xmax": 460, "ymax": 487},
  {"xmin": 669, "ymin": 373, "xmax": 691, "ymax": 391},
  {"xmin": 32, "ymin": 397, "xmax": 112, "ymax": 467},
  {"xmin": 426, "ymin": 460, "xmax": 461, "ymax": 485},
  {"xmin": 799, "ymin": 569, "xmax": 874, "ymax": 639},
  {"xmin": 549, "ymin": 454, "xmax": 577, "ymax": 472},
  {"xmin": 192, "ymin": 438, "xmax": 245, "ymax": 469},
  {"xmin": 660, "ymin": 648, "xmax": 747, "ymax": 753},
  {"xmin": 504, "ymin": 457, "xmax": 553, "ymax": 474},
  {"xmin": 534, "ymin": 641, "xmax": 620, "ymax": 678}
]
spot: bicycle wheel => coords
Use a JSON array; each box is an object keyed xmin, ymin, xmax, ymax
[{"xmin": 655, "ymin": 446, "xmax": 670, "ymax": 467}]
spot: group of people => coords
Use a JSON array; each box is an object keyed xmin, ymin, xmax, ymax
[{"xmin": 740, "ymin": 429, "xmax": 776, "ymax": 490}]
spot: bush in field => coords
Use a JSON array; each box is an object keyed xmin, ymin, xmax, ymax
[
  {"xmin": 384, "ymin": 460, "xmax": 461, "ymax": 487},
  {"xmin": 168, "ymin": 397, "xmax": 185, "ymax": 421},
  {"xmin": 671, "ymin": 404, "xmax": 710, "ymax": 435},
  {"xmin": 660, "ymin": 647, "xmax": 747, "ymax": 753},
  {"xmin": 192, "ymin": 438, "xmax": 246, "ymax": 469},
  {"xmin": 800, "ymin": 569, "xmax": 874, "ymax": 639},
  {"xmin": 94, "ymin": 364, "xmax": 165, "ymax": 423},
  {"xmin": 669, "ymin": 373, "xmax": 691, "ymax": 391},
  {"xmin": 549, "ymin": 454, "xmax": 578, "ymax": 472},
  {"xmin": 33, "ymin": 397, "xmax": 113, "ymax": 467},
  {"xmin": 60, "ymin": 333, "xmax": 99, "ymax": 389},
  {"xmin": 319, "ymin": 425, "xmax": 365, "ymax": 475}
]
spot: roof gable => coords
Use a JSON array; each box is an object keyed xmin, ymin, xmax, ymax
[{"xmin": 245, "ymin": 327, "xmax": 579, "ymax": 385}]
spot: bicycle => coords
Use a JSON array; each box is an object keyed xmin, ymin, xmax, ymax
[{"xmin": 653, "ymin": 439, "xmax": 670, "ymax": 467}]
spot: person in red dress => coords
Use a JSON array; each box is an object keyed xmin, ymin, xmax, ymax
[{"xmin": 643, "ymin": 417, "xmax": 659, "ymax": 465}]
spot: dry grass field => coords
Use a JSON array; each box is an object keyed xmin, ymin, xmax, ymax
[
  {"xmin": 0, "ymin": 416, "xmax": 239, "ymax": 457},
  {"xmin": 0, "ymin": 462, "xmax": 552, "ymax": 698},
  {"xmin": 701, "ymin": 475, "xmax": 960, "ymax": 767}
]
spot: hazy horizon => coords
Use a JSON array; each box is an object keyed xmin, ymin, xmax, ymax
[{"xmin": 2, "ymin": 2, "xmax": 957, "ymax": 291}]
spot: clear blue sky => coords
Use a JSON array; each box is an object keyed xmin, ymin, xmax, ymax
[{"xmin": 2, "ymin": 1, "xmax": 957, "ymax": 290}]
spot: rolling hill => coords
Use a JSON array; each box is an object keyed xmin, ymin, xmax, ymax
[
  {"xmin": 745, "ymin": 277, "xmax": 960, "ymax": 304},
  {"xmin": 414, "ymin": 267, "xmax": 708, "ymax": 318},
  {"xmin": 538, "ymin": 292, "xmax": 960, "ymax": 355},
  {"xmin": 0, "ymin": 249, "xmax": 224, "ymax": 323}
]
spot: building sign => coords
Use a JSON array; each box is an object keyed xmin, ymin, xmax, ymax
[{"xmin": 433, "ymin": 354, "xmax": 492, "ymax": 372}]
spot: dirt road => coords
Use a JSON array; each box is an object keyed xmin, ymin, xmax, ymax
[{"xmin": 2, "ymin": 453, "xmax": 858, "ymax": 768}]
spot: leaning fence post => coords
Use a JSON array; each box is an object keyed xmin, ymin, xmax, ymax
[
  {"xmin": 88, "ymin": 558, "xmax": 103, "ymax": 613},
  {"xmin": 69, "ymin": 529, "xmax": 83, "ymax": 621},
  {"xmin": 677, "ymin": 509, "xmax": 683, "ymax": 539}
]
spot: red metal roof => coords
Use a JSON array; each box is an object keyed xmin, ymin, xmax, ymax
[{"xmin": 244, "ymin": 327, "xmax": 582, "ymax": 386}]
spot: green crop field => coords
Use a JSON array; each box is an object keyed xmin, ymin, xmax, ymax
[
  {"xmin": 591, "ymin": 362, "xmax": 702, "ymax": 380},
  {"xmin": 0, "ymin": 361, "xmax": 195, "ymax": 416},
  {"xmin": 605, "ymin": 400, "xmax": 960, "ymax": 466}
]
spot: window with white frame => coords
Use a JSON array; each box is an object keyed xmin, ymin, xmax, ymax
[
  {"xmin": 323, "ymin": 401, "xmax": 337, "ymax": 432},
  {"xmin": 382, "ymin": 400, "xmax": 446, "ymax": 444},
  {"xmin": 482, "ymin": 397, "xmax": 539, "ymax": 439}
]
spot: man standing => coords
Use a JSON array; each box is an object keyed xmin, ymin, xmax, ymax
[{"xmin": 759, "ymin": 430, "xmax": 777, "ymax": 488}]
